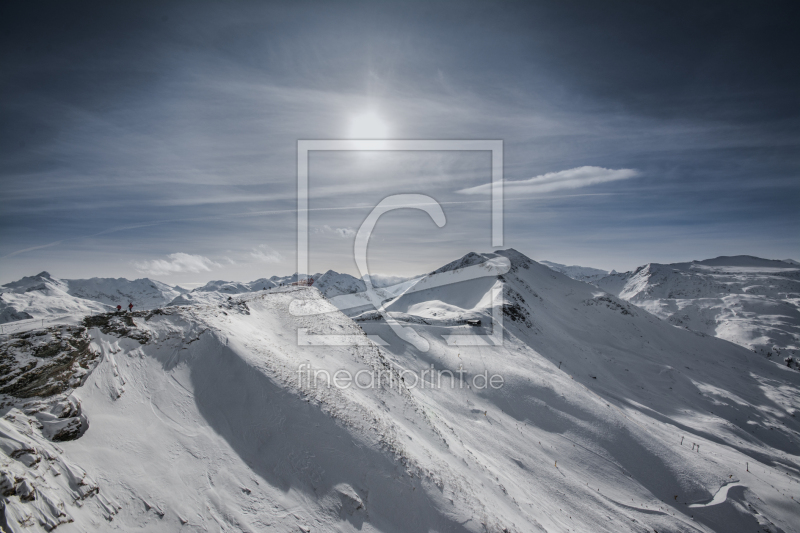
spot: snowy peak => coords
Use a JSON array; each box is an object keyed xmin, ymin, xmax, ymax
[
  {"xmin": 313, "ymin": 270, "xmax": 366, "ymax": 298},
  {"xmin": 1, "ymin": 273, "xmax": 105, "ymax": 325},
  {"xmin": 492, "ymin": 247, "xmax": 535, "ymax": 269},
  {"xmin": 2, "ymin": 271, "xmax": 66, "ymax": 293},
  {"xmin": 383, "ymin": 248, "xmax": 577, "ymax": 325},
  {"xmin": 0, "ymin": 273, "xmax": 189, "ymax": 324},
  {"xmin": 429, "ymin": 251, "xmax": 489, "ymax": 274},
  {"xmin": 66, "ymin": 277, "xmax": 186, "ymax": 309},
  {"xmin": 430, "ymin": 248, "xmax": 532, "ymax": 276}
]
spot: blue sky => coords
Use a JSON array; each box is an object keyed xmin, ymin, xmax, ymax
[{"xmin": 1, "ymin": 1, "xmax": 798, "ymax": 286}]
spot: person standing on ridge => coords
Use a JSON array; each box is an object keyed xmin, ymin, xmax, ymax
[{"xmin": 128, "ymin": 302, "xmax": 133, "ymax": 312}]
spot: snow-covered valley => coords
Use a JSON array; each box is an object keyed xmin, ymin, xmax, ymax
[{"xmin": 1, "ymin": 251, "xmax": 799, "ymax": 532}]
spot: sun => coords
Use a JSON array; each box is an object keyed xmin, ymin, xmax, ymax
[{"xmin": 349, "ymin": 112, "xmax": 389, "ymax": 139}]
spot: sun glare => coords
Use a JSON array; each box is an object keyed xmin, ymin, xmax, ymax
[{"xmin": 349, "ymin": 112, "xmax": 389, "ymax": 139}]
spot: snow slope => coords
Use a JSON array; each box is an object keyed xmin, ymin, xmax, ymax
[
  {"xmin": 594, "ymin": 256, "xmax": 800, "ymax": 356},
  {"xmin": 0, "ymin": 272, "xmax": 186, "ymax": 325},
  {"xmin": 2, "ymin": 250, "xmax": 798, "ymax": 532}
]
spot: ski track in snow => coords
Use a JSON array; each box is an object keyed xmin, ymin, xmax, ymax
[{"xmin": 689, "ymin": 482, "xmax": 744, "ymax": 508}]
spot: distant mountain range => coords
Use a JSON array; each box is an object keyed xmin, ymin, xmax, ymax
[
  {"xmin": 0, "ymin": 270, "xmax": 414, "ymax": 325},
  {"xmin": 539, "ymin": 260, "xmax": 611, "ymax": 282},
  {"xmin": 0, "ymin": 271, "xmax": 186, "ymax": 323},
  {"xmin": 4, "ymin": 255, "xmax": 799, "ymax": 359}
]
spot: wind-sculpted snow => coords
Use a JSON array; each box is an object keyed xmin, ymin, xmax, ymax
[
  {"xmin": 594, "ymin": 256, "xmax": 800, "ymax": 358},
  {"xmin": 1, "ymin": 252, "xmax": 799, "ymax": 532}
]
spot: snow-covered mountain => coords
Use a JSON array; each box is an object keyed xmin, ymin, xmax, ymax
[
  {"xmin": 0, "ymin": 272, "xmax": 186, "ymax": 325},
  {"xmin": 1, "ymin": 272, "xmax": 106, "ymax": 324},
  {"xmin": 314, "ymin": 270, "xmax": 367, "ymax": 298},
  {"xmin": 192, "ymin": 278, "xmax": 277, "ymax": 294},
  {"xmin": 166, "ymin": 270, "xmax": 409, "ymax": 308},
  {"xmin": 166, "ymin": 277, "xmax": 280, "ymax": 306},
  {"xmin": 66, "ymin": 276, "xmax": 186, "ymax": 309},
  {"xmin": 166, "ymin": 274, "xmax": 324, "ymax": 306},
  {"xmin": 2, "ymin": 250, "xmax": 798, "ymax": 532},
  {"xmin": 540, "ymin": 260, "xmax": 610, "ymax": 282},
  {"xmin": 594, "ymin": 256, "xmax": 800, "ymax": 357},
  {"xmin": 0, "ymin": 269, "xmax": 420, "ymax": 326}
]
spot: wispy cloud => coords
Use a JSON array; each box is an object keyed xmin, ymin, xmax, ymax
[
  {"xmin": 315, "ymin": 225, "xmax": 356, "ymax": 238},
  {"xmin": 457, "ymin": 166, "xmax": 640, "ymax": 196},
  {"xmin": 0, "ymin": 239, "xmax": 65, "ymax": 260},
  {"xmin": 250, "ymin": 244, "xmax": 283, "ymax": 263},
  {"xmin": 133, "ymin": 253, "xmax": 220, "ymax": 276}
]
